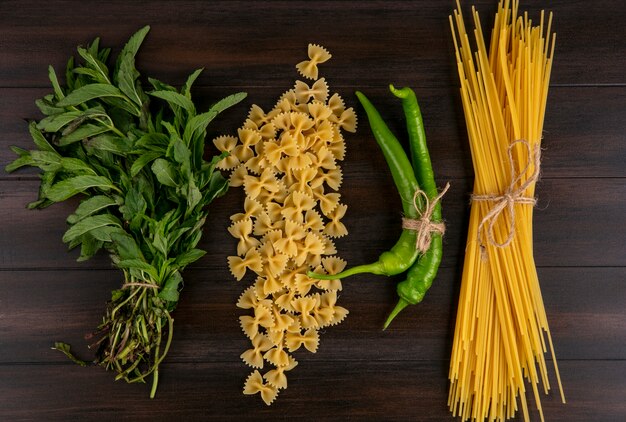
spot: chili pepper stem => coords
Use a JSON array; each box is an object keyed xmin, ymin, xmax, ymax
[
  {"xmin": 307, "ymin": 261, "xmax": 385, "ymax": 280},
  {"xmin": 389, "ymin": 84, "xmax": 410, "ymax": 99},
  {"xmin": 383, "ymin": 298, "xmax": 410, "ymax": 330}
]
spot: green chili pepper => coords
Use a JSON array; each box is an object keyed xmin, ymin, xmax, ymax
[
  {"xmin": 308, "ymin": 87, "xmax": 445, "ymax": 330},
  {"xmin": 383, "ymin": 85, "xmax": 444, "ymax": 329},
  {"xmin": 307, "ymin": 91, "xmax": 421, "ymax": 280}
]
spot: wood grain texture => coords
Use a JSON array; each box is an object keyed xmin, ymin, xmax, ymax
[
  {"xmin": 0, "ymin": 361, "xmax": 624, "ymax": 421},
  {"xmin": 0, "ymin": 1, "xmax": 625, "ymax": 88},
  {"xmin": 0, "ymin": 1, "xmax": 624, "ymax": 421},
  {"xmin": 3, "ymin": 86, "xmax": 626, "ymax": 179},
  {"xmin": 1, "ymin": 178, "xmax": 624, "ymax": 270},
  {"xmin": 2, "ymin": 267, "xmax": 624, "ymax": 364}
]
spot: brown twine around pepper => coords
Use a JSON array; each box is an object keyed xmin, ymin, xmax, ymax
[
  {"xmin": 471, "ymin": 139, "xmax": 541, "ymax": 253},
  {"xmin": 402, "ymin": 182, "xmax": 450, "ymax": 254}
]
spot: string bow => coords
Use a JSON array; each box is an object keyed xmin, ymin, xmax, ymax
[
  {"xmin": 471, "ymin": 139, "xmax": 541, "ymax": 250},
  {"xmin": 402, "ymin": 182, "xmax": 450, "ymax": 253}
]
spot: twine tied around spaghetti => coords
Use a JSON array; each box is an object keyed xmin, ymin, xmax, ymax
[
  {"xmin": 402, "ymin": 182, "xmax": 450, "ymax": 253},
  {"xmin": 471, "ymin": 139, "xmax": 541, "ymax": 252}
]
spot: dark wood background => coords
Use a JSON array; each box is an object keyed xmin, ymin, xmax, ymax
[{"xmin": 1, "ymin": 1, "xmax": 624, "ymax": 421}]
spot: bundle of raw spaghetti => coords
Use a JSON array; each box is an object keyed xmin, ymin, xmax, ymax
[{"xmin": 448, "ymin": 1, "xmax": 564, "ymax": 421}]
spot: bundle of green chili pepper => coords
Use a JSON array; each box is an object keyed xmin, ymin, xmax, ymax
[{"xmin": 308, "ymin": 86, "xmax": 446, "ymax": 328}]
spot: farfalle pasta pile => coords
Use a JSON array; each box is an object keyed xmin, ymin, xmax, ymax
[{"xmin": 215, "ymin": 44, "xmax": 356, "ymax": 405}]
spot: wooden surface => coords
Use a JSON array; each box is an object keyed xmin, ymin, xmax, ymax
[{"xmin": 1, "ymin": 1, "xmax": 625, "ymax": 421}]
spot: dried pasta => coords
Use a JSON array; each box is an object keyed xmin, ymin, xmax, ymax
[
  {"xmin": 243, "ymin": 370, "xmax": 278, "ymax": 405},
  {"xmin": 228, "ymin": 218, "xmax": 260, "ymax": 256},
  {"xmin": 240, "ymin": 334, "xmax": 273, "ymax": 369},
  {"xmin": 213, "ymin": 135, "xmax": 240, "ymax": 170},
  {"xmin": 230, "ymin": 197, "xmax": 263, "ymax": 222},
  {"xmin": 227, "ymin": 247, "xmax": 263, "ymax": 281},
  {"xmin": 220, "ymin": 44, "xmax": 355, "ymax": 404},
  {"xmin": 264, "ymin": 356, "xmax": 298, "ymax": 389},
  {"xmin": 449, "ymin": 1, "xmax": 564, "ymax": 421},
  {"xmin": 296, "ymin": 44, "xmax": 332, "ymax": 80}
]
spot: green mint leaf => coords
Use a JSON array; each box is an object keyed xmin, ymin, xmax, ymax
[
  {"xmin": 186, "ymin": 178, "xmax": 202, "ymax": 211},
  {"xmin": 98, "ymin": 47, "xmax": 111, "ymax": 64},
  {"xmin": 135, "ymin": 132, "xmax": 169, "ymax": 152},
  {"xmin": 87, "ymin": 37, "xmax": 100, "ymax": 56},
  {"xmin": 5, "ymin": 154, "xmax": 34, "ymax": 172},
  {"xmin": 30, "ymin": 150, "xmax": 62, "ymax": 172},
  {"xmin": 151, "ymin": 158, "xmax": 178, "ymax": 187},
  {"xmin": 116, "ymin": 27, "xmax": 148, "ymax": 109},
  {"xmin": 56, "ymin": 83, "xmax": 126, "ymax": 107},
  {"xmin": 60, "ymin": 157, "xmax": 97, "ymax": 174},
  {"xmin": 62, "ymin": 214, "xmax": 122, "ymax": 243},
  {"xmin": 158, "ymin": 271, "xmax": 183, "ymax": 302},
  {"xmin": 110, "ymin": 232, "xmax": 143, "ymax": 261},
  {"xmin": 115, "ymin": 26, "xmax": 150, "ymax": 76},
  {"xmin": 67, "ymin": 195, "xmax": 117, "ymax": 224},
  {"xmin": 167, "ymin": 226, "xmax": 191, "ymax": 246},
  {"xmin": 174, "ymin": 248, "xmax": 206, "ymax": 268},
  {"xmin": 150, "ymin": 90, "xmax": 196, "ymax": 116},
  {"xmin": 186, "ymin": 229, "xmax": 203, "ymax": 250},
  {"xmin": 172, "ymin": 139, "xmax": 191, "ymax": 165},
  {"xmin": 77, "ymin": 47, "xmax": 110, "ymax": 83},
  {"xmin": 10, "ymin": 146, "xmax": 29, "ymax": 156},
  {"xmin": 130, "ymin": 151, "xmax": 162, "ymax": 177},
  {"xmin": 35, "ymin": 97, "xmax": 64, "ymax": 116},
  {"xmin": 87, "ymin": 225, "xmax": 126, "ymax": 243},
  {"xmin": 28, "ymin": 122, "xmax": 57, "ymax": 152},
  {"xmin": 203, "ymin": 171, "xmax": 229, "ymax": 205},
  {"xmin": 48, "ymin": 66, "xmax": 65, "ymax": 100},
  {"xmin": 27, "ymin": 172, "xmax": 55, "ymax": 209},
  {"xmin": 117, "ymin": 55, "xmax": 142, "ymax": 107},
  {"xmin": 77, "ymin": 233, "xmax": 104, "ymax": 261},
  {"xmin": 58, "ymin": 123, "xmax": 111, "ymax": 146},
  {"xmin": 85, "ymin": 134, "xmax": 132, "ymax": 155},
  {"xmin": 183, "ymin": 111, "xmax": 214, "ymax": 143},
  {"xmin": 37, "ymin": 110, "xmax": 83, "ymax": 133},
  {"xmin": 148, "ymin": 77, "xmax": 175, "ymax": 92},
  {"xmin": 207, "ymin": 91, "xmax": 247, "ymax": 115},
  {"xmin": 181, "ymin": 68, "xmax": 203, "ymax": 98},
  {"xmin": 122, "ymin": 186, "xmax": 147, "ymax": 217},
  {"xmin": 72, "ymin": 66, "xmax": 107, "ymax": 83},
  {"xmin": 101, "ymin": 96, "xmax": 141, "ymax": 116},
  {"xmin": 65, "ymin": 56, "xmax": 76, "ymax": 91},
  {"xmin": 152, "ymin": 231, "xmax": 168, "ymax": 257},
  {"xmin": 161, "ymin": 121, "xmax": 180, "ymax": 139},
  {"xmin": 46, "ymin": 175, "xmax": 116, "ymax": 202}
]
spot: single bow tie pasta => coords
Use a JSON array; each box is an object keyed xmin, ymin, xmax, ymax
[{"xmin": 215, "ymin": 44, "xmax": 356, "ymax": 405}]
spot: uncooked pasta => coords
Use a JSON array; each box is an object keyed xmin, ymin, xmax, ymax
[
  {"xmin": 448, "ymin": 1, "xmax": 564, "ymax": 421},
  {"xmin": 217, "ymin": 44, "xmax": 355, "ymax": 405}
]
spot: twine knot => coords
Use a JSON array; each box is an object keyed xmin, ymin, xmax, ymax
[
  {"xmin": 471, "ymin": 139, "xmax": 541, "ymax": 251},
  {"xmin": 402, "ymin": 182, "xmax": 450, "ymax": 253}
]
